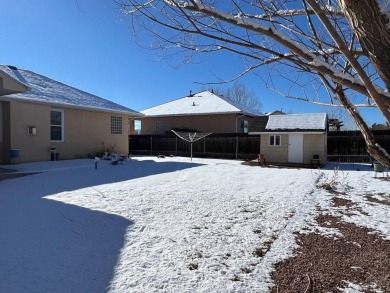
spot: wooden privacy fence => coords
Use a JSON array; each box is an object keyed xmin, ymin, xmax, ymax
[
  {"xmin": 129, "ymin": 133, "xmax": 260, "ymax": 160},
  {"xmin": 327, "ymin": 130, "xmax": 390, "ymax": 162},
  {"xmin": 130, "ymin": 130, "xmax": 390, "ymax": 161}
]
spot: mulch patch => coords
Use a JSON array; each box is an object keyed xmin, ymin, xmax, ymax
[
  {"xmin": 365, "ymin": 195, "xmax": 390, "ymax": 206},
  {"xmin": 271, "ymin": 214, "xmax": 390, "ymax": 292},
  {"xmin": 332, "ymin": 197, "xmax": 354, "ymax": 208},
  {"xmin": 240, "ymin": 161, "xmax": 311, "ymax": 169}
]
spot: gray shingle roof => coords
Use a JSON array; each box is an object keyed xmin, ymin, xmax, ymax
[
  {"xmin": 266, "ymin": 113, "xmax": 327, "ymax": 131},
  {"xmin": 0, "ymin": 65, "xmax": 143, "ymax": 116}
]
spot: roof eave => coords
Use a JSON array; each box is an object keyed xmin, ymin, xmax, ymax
[
  {"xmin": 0, "ymin": 96, "xmax": 144, "ymax": 116},
  {"xmin": 141, "ymin": 111, "xmax": 262, "ymax": 117},
  {"xmin": 249, "ymin": 130, "xmax": 326, "ymax": 135}
]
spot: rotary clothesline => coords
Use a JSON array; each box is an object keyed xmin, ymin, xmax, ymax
[{"xmin": 171, "ymin": 130, "xmax": 212, "ymax": 160}]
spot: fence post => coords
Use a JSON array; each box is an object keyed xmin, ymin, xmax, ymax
[
  {"xmin": 236, "ymin": 136, "xmax": 238, "ymax": 159},
  {"xmin": 151, "ymin": 136, "xmax": 153, "ymax": 155},
  {"xmin": 204, "ymin": 137, "xmax": 206, "ymax": 156},
  {"xmin": 176, "ymin": 137, "xmax": 178, "ymax": 156}
]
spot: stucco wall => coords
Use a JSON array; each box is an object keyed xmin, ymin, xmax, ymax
[
  {"xmin": 55, "ymin": 107, "xmax": 129, "ymax": 160},
  {"xmin": 3, "ymin": 101, "xmax": 129, "ymax": 163},
  {"xmin": 141, "ymin": 114, "xmax": 254, "ymax": 134},
  {"xmin": 9, "ymin": 102, "xmax": 50, "ymax": 162}
]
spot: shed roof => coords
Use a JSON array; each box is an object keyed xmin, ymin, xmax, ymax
[
  {"xmin": 266, "ymin": 113, "xmax": 327, "ymax": 131},
  {"xmin": 0, "ymin": 65, "xmax": 142, "ymax": 116},
  {"xmin": 141, "ymin": 90, "xmax": 263, "ymax": 117}
]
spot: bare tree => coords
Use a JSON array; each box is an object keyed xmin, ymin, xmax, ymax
[
  {"xmin": 210, "ymin": 82, "xmax": 262, "ymax": 112},
  {"xmin": 324, "ymin": 106, "xmax": 356, "ymax": 130},
  {"xmin": 117, "ymin": 0, "xmax": 390, "ymax": 166}
]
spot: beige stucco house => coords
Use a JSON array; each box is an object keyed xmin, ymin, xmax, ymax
[
  {"xmin": 140, "ymin": 90, "xmax": 263, "ymax": 134},
  {"xmin": 0, "ymin": 65, "xmax": 143, "ymax": 164},
  {"xmin": 249, "ymin": 113, "xmax": 328, "ymax": 166}
]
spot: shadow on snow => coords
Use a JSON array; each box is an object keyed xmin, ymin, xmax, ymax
[{"xmin": 0, "ymin": 158, "xmax": 203, "ymax": 292}]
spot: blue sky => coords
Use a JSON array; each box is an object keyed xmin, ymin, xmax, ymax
[{"xmin": 0, "ymin": 0, "xmax": 384, "ymax": 126}]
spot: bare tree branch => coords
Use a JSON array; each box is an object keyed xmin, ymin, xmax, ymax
[{"xmin": 117, "ymin": 0, "xmax": 390, "ymax": 165}]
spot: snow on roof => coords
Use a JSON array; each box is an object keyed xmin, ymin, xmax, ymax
[
  {"xmin": 266, "ymin": 113, "xmax": 327, "ymax": 130},
  {"xmin": 0, "ymin": 65, "xmax": 142, "ymax": 116},
  {"xmin": 141, "ymin": 90, "xmax": 263, "ymax": 117},
  {"xmin": 0, "ymin": 65, "xmax": 30, "ymax": 94}
]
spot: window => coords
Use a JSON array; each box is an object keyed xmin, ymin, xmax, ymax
[
  {"xmin": 269, "ymin": 135, "xmax": 281, "ymax": 146},
  {"xmin": 241, "ymin": 120, "xmax": 248, "ymax": 133},
  {"xmin": 27, "ymin": 126, "xmax": 37, "ymax": 136},
  {"xmin": 155, "ymin": 121, "xmax": 164, "ymax": 133},
  {"xmin": 50, "ymin": 110, "xmax": 63, "ymax": 141},
  {"xmin": 111, "ymin": 116, "xmax": 123, "ymax": 134}
]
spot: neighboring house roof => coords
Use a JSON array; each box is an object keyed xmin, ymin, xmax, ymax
[
  {"xmin": 141, "ymin": 90, "xmax": 263, "ymax": 117},
  {"xmin": 249, "ymin": 113, "xmax": 327, "ymax": 133},
  {"xmin": 248, "ymin": 116, "xmax": 269, "ymax": 132},
  {"xmin": 0, "ymin": 65, "xmax": 143, "ymax": 116},
  {"xmin": 265, "ymin": 110, "xmax": 285, "ymax": 116}
]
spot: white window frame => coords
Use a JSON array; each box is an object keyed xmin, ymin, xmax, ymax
[
  {"xmin": 241, "ymin": 120, "xmax": 248, "ymax": 133},
  {"xmin": 269, "ymin": 134, "xmax": 281, "ymax": 146},
  {"xmin": 50, "ymin": 109, "xmax": 64, "ymax": 142},
  {"xmin": 111, "ymin": 116, "xmax": 123, "ymax": 135}
]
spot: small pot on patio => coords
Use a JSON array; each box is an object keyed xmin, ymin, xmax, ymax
[{"xmin": 373, "ymin": 162, "xmax": 385, "ymax": 177}]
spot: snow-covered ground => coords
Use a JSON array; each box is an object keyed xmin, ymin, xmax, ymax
[{"xmin": 0, "ymin": 156, "xmax": 388, "ymax": 292}]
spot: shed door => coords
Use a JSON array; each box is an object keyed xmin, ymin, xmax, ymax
[{"xmin": 288, "ymin": 133, "xmax": 303, "ymax": 163}]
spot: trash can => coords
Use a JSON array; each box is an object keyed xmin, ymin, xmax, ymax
[
  {"xmin": 50, "ymin": 147, "xmax": 59, "ymax": 161},
  {"xmin": 50, "ymin": 152, "xmax": 59, "ymax": 161},
  {"xmin": 10, "ymin": 148, "xmax": 21, "ymax": 164}
]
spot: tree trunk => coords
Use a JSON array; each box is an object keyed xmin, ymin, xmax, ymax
[{"xmin": 339, "ymin": 0, "xmax": 390, "ymax": 124}]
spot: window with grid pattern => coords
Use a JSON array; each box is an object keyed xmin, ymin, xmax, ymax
[
  {"xmin": 269, "ymin": 134, "xmax": 281, "ymax": 146},
  {"xmin": 111, "ymin": 116, "xmax": 123, "ymax": 135},
  {"xmin": 51, "ymin": 110, "xmax": 64, "ymax": 141}
]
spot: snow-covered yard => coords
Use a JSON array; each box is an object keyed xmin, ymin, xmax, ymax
[{"xmin": 0, "ymin": 156, "xmax": 389, "ymax": 292}]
